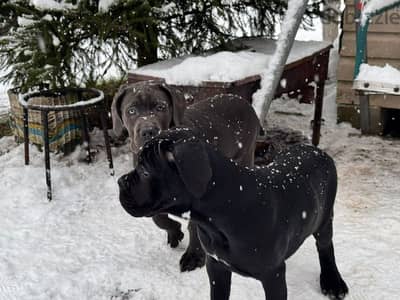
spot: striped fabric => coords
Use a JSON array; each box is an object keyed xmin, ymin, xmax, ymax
[{"xmin": 8, "ymin": 89, "xmax": 82, "ymax": 153}]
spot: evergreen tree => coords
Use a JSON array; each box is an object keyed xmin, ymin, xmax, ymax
[{"xmin": 0, "ymin": 0, "xmax": 328, "ymax": 92}]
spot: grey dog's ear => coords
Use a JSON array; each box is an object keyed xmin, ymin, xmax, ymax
[
  {"xmin": 159, "ymin": 83, "xmax": 186, "ymax": 126},
  {"xmin": 111, "ymin": 83, "xmax": 130, "ymax": 138},
  {"xmin": 166, "ymin": 141, "xmax": 212, "ymax": 199}
]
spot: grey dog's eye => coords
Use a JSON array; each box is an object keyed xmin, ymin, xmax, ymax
[
  {"xmin": 128, "ymin": 107, "xmax": 137, "ymax": 115},
  {"xmin": 156, "ymin": 103, "xmax": 167, "ymax": 111}
]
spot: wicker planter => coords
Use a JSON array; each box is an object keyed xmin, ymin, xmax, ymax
[{"xmin": 8, "ymin": 88, "xmax": 82, "ymax": 153}]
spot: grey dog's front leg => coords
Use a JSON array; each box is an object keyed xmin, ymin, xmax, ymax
[
  {"xmin": 261, "ymin": 263, "xmax": 287, "ymax": 300},
  {"xmin": 206, "ymin": 256, "xmax": 232, "ymax": 300}
]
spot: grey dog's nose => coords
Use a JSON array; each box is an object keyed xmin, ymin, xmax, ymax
[
  {"xmin": 118, "ymin": 174, "xmax": 130, "ymax": 191},
  {"xmin": 140, "ymin": 127, "xmax": 159, "ymax": 140}
]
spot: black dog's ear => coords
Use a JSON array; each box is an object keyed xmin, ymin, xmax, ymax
[
  {"xmin": 111, "ymin": 83, "xmax": 130, "ymax": 138},
  {"xmin": 166, "ymin": 141, "xmax": 212, "ymax": 199},
  {"xmin": 159, "ymin": 83, "xmax": 186, "ymax": 126}
]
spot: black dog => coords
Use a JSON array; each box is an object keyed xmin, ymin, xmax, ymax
[
  {"xmin": 111, "ymin": 81, "xmax": 260, "ymax": 271},
  {"xmin": 118, "ymin": 128, "xmax": 348, "ymax": 300}
]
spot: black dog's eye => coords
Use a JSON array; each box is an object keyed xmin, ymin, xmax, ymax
[
  {"xmin": 128, "ymin": 107, "xmax": 137, "ymax": 115},
  {"xmin": 138, "ymin": 165, "xmax": 150, "ymax": 177},
  {"xmin": 156, "ymin": 102, "xmax": 167, "ymax": 112}
]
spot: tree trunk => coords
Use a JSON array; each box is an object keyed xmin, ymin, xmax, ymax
[{"xmin": 137, "ymin": 23, "xmax": 159, "ymax": 67}]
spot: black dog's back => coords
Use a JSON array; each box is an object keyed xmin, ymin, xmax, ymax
[
  {"xmin": 259, "ymin": 144, "xmax": 338, "ymax": 258},
  {"xmin": 199, "ymin": 143, "xmax": 338, "ymax": 268},
  {"xmin": 262, "ymin": 143, "xmax": 337, "ymax": 213}
]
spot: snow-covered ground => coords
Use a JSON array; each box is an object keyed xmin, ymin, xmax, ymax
[{"xmin": 1, "ymin": 70, "xmax": 400, "ymax": 299}]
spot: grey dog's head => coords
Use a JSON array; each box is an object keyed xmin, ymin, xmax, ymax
[
  {"xmin": 118, "ymin": 128, "xmax": 212, "ymax": 218},
  {"xmin": 111, "ymin": 81, "xmax": 186, "ymax": 153}
]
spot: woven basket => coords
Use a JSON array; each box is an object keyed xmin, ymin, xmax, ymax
[{"xmin": 8, "ymin": 88, "xmax": 82, "ymax": 153}]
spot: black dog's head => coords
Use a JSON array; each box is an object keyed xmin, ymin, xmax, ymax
[
  {"xmin": 118, "ymin": 128, "xmax": 212, "ymax": 218},
  {"xmin": 111, "ymin": 81, "xmax": 187, "ymax": 153}
]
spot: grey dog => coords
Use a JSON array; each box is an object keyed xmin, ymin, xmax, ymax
[{"xmin": 111, "ymin": 81, "xmax": 261, "ymax": 271}]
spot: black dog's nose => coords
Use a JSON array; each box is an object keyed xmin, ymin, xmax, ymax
[
  {"xmin": 140, "ymin": 127, "xmax": 159, "ymax": 140},
  {"xmin": 118, "ymin": 174, "xmax": 130, "ymax": 191}
]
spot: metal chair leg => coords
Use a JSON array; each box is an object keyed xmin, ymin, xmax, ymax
[
  {"xmin": 23, "ymin": 107, "xmax": 29, "ymax": 165},
  {"xmin": 42, "ymin": 111, "xmax": 52, "ymax": 201},
  {"xmin": 100, "ymin": 109, "xmax": 114, "ymax": 176},
  {"xmin": 81, "ymin": 112, "xmax": 92, "ymax": 163}
]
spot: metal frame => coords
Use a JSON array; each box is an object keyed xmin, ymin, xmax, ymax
[{"xmin": 19, "ymin": 87, "xmax": 114, "ymax": 201}]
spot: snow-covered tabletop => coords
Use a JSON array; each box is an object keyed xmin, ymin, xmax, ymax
[
  {"xmin": 132, "ymin": 39, "xmax": 331, "ymax": 86},
  {"xmin": 353, "ymin": 63, "xmax": 400, "ymax": 95}
]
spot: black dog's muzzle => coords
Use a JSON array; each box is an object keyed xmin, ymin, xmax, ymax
[{"xmin": 118, "ymin": 174, "xmax": 131, "ymax": 192}]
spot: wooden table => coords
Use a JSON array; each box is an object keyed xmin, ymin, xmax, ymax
[{"xmin": 128, "ymin": 38, "xmax": 332, "ymax": 146}]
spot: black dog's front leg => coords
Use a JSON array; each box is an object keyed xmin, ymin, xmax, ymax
[
  {"xmin": 180, "ymin": 221, "xmax": 206, "ymax": 272},
  {"xmin": 206, "ymin": 256, "xmax": 232, "ymax": 300},
  {"xmin": 261, "ymin": 263, "xmax": 287, "ymax": 300},
  {"xmin": 314, "ymin": 219, "xmax": 348, "ymax": 299},
  {"xmin": 152, "ymin": 214, "xmax": 183, "ymax": 248}
]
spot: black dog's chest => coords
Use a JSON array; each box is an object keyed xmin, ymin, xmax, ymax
[
  {"xmin": 197, "ymin": 224, "xmax": 258, "ymax": 277},
  {"xmin": 197, "ymin": 224, "xmax": 229, "ymax": 255}
]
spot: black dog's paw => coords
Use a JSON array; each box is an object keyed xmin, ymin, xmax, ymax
[
  {"xmin": 320, "ymin": 272, "xmax": 349, "ymax": 299},
  {"xmin": 179, "ymin": 250, "xmax": 206, "ymax": 272},
  {"xmin": 167, "ymin": 230, "xmax": 184, "ymax": 248}
]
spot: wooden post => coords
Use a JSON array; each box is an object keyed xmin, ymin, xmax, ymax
[
  {"xmin": 322, "ymin": 0, "xmax": 340, "ymax": 43},
  {"xmin": 354, "ymin": 0, "xmax": 371, "ymax": 133}
]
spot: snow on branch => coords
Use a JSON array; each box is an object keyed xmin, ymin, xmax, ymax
[
  {"xmin": 98, "ymin": 0, "xmax": 119, "ymax": 12},
  {"xmin": 252, "ymin": 0, "xmax": 308, "ymax": 128},
  {"xmin": 30, "ymin": 0, "xmax": 77, "ymax": 11}
]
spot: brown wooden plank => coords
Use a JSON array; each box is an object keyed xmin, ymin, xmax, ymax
[
  {"xmin": 341, "ymin": 32, "xmax": 400, "ymax": 59},
  {"xmin": 337, "ymin": 81, "xmax": 400, "ymax": 109},
  {"xmin": 337, "ymin": 56, "xmax": 400, "ymax": 81},
  {"xmin": 343, "ymin": 5, "xmax": 400, "ymax": 33}
]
